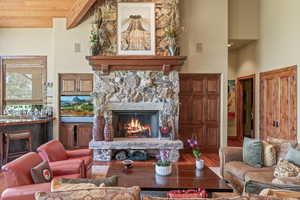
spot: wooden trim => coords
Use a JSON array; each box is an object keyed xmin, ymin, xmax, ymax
[
  {"xmin": 66, "ymin": 0, "xmax": 97, "ymax": 29},
  {"xmin": 0, "ymin": 56, "xmax": 47, "ymax": 112},
  {"xmin": 236, "ymin": 74, "xmax": 256, "ymax": 141},
  {"xmin": 260, "ymin": 65, "xmax": 297, "ymax": 78},
  {"xmin": 86, "ymin": 56, "xmax": 187, "ymax": 75}
]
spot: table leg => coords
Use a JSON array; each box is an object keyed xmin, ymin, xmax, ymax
[{"xmin": 0, "ymin": 133, "xmax": 3, "ymax": 167}]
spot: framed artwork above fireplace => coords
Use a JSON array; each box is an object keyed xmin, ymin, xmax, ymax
[{"xmin": 117, "ymin": 2, "xmax": 156, "ymax": 55}]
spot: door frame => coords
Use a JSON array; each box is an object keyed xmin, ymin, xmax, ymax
[{"xmin": 236, "ymin": 74, "xmax": 256, "ymax": 141}]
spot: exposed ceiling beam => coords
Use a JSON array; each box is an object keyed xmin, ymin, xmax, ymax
[{"xmin": 66, "ymin": 0, "xmax": 97, "ymax": 29}]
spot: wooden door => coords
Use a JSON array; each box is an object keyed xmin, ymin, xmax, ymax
[
  {"xmin": 179, "ymin": 74, "xmax": 220, "ymax": 152},
  {"xmin": 77, "ymin": 123, "xmax": 93, "ymax": 148},
  {"xmin": 260, "ymin": 66, "xmax": 297, "ymax": 140},
  {"xmin": 59, "ymin": 123, "xmax": 75, "ymax": 149},
  {"xmin": 59, "ymin": 74, "xmax": 93, "ymax": 95}
]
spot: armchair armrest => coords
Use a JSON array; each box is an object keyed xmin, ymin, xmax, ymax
[
  {"xmin": 66, "ymin": 149, "xmax": 92, "ymax": 158},
  {"xmin": 1, "ymin": 183, "xmax": 50, "ymax": 200},
  {"xmin": 49, "ymin": 159, "xmax": 84, "ymax": 177},
  {"xmin": 219, "ymin": 146, "xmax": 243, "ymax": 178}
]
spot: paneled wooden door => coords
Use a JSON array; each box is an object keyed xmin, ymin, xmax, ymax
[
  {"xmin": 260, "ymin": 66, "xmax": 297, "ymax": 140},
  {"xmin": 179, "ymin": 74, "xmax": 220, "ymax": 153}
]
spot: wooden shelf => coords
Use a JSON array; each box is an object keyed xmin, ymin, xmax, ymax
[{"xmin": 86, "ymin": 55, "xmax": 187, "ymax": 75}]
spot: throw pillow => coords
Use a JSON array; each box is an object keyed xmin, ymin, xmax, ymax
[
  {"xmin": 35, "ymin": 186, "xmax": 141, "ymax": 200},
  {"xmin": 259, "ymin": 189, "xmax": 300, "ymax": 199},
  {"xmin": 31, "ymin": 160, "xmax": 53, "ymax": 184},
  {"xmin": 285, "ymin": 146, "xmax": 300, "ymax": 166},
  {"xmin": 262, "ymin": 141, "xmax": 277, "ymax": 167},
  {"xmin": 273, "ymin": 159, "xmax": 300, "ymax": 178},
  {"xmin": 243, "ymin": 137, "xmax": 263, "ymax": 168},
  {"xmin": 51, "ymin": 178, "xmax": 99, "ymax": 192},
  {"xmin": 59, "ymin": 175, "xmax": 118, "ymax": 186}
]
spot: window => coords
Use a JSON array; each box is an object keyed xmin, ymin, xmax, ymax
[{"xmin": 0, "ymin": 56, "xmax": 47, "ymax": 112}]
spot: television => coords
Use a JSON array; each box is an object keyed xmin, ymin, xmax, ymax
[{"xmin": 60, "ymin": 96, "xmax": 93, "ymax": 117}]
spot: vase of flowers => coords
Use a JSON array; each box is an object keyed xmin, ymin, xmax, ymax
[
  {"xmin": 155, "ymin": 150, "xmax": 172, "ymax": 176},
  {"xmin": 187, "ymin": 139, "xmax": 203, "ymax": 170}
]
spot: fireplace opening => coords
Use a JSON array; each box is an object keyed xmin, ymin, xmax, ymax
[{"xmin": 112, "ymin": 111, "xmax": 159, "ymax": 138}]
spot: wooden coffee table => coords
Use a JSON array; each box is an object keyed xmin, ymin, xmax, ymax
[{"xmin": 106, "ymin": 163, "xmax": 232, "ymax": 192}]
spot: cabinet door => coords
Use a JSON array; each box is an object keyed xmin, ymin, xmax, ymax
[
  {"xmin": 77, "ymin": 124, "xmax": 93, "ymax": 148},
  {"xmin": 60, "ymin": 123, "xmax": 75, "ymax": 149},
  {"xmin": 77, "ymin": 74, "xmax": 93, "ymax": 95},
  {"xmin": 60, "ymin": 74, "xmax": 77, "ymax": 95}
]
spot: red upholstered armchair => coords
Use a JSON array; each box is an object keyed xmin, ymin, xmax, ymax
[
  {"xmin": 1, "ymin": 152, "xmax": 83, "ymax": 200},
  {"xmin": 37, "ymin": 140, "xmax": 92, "ymax": 172}
]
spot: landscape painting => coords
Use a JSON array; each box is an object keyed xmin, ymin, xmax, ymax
[
  {"xmin": 118, "ymin": 2, "xmax": 155, "ymax": 55},
  {"xmin": 60, "ymin": 96, "xmax": 93, "ymax": 117}
]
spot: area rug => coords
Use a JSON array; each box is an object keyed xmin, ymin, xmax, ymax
[{"xmin": 209, "ymin": 167, "xmax": 221, "ymax": 178}]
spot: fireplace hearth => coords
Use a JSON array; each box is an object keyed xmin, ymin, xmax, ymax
[{"xmin": 113, "ymin": 111, "xmax": 159, "ymax": 138}]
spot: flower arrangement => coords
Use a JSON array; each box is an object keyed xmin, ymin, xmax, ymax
[
  {"xmin": 187, "ymin": 139, "xmax": 201, "ymax": 161},
  {"xmin": 156, "ymin": 150, "xmax": 170, "ymax": 166},
  {"xmin": 155, "ymin": 150, "xmax": 172, "ymax": 176}
]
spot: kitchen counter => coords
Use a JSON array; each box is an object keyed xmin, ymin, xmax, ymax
[{"xmin": 0, "ymin": 117, "xmax": 54, "ymax": 166}]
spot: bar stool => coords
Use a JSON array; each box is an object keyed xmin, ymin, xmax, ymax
[{"xmin": 4, "ymin": 130, "xmax": 32, "ymax": 164}]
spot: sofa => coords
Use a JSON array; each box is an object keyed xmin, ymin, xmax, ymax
[
  {"xmin": 37, "ymin": 140, "xmax": 92, "ymax": 175},
  {"xmin": 219, "ymin": 137, "xmax": 299, "ymax": 192},
  {"xmin": 1, "ymin": 152, "xmax": 84, "ymax": 200}
]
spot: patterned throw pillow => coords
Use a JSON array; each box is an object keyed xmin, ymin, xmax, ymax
[
  {"xmin": 274, "ymin": 159, "xmax": 300, "ymax": 178},
  {"xmin": 51, "ymin": 179, "xmax": 107, "ymax": 192},
  {"xmin": 35, "ymin": 186, "xmax": 141, "ymax": 200},
  {"xmin": 31, "ymin": 160, "xmax": 53, "ymax": 184},
  {"xmin": 285, "ymin": 146, "xmax": 300, "ymax": 166},
  {"xmin": 262, "ymin": 141, "xmax": 277, "ymax": 167},
  {"xmin": 243, "ymin": 137, "xmax": 263, "ymax": 168}
]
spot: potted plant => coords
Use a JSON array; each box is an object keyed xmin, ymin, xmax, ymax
[
  {"xmin": 187, "ymin": 139, "xmax": 203, "ymax": 170},
  {"xmin": 155, "ymin": 150, "xmax": 172, "ymax": 176},
  {"xmin": 164, "ymin": 25, "xmax": 178, "ymax": 56}
]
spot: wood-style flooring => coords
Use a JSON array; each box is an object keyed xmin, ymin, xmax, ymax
[{"xmin": 0, "ymin": 153, "xmax": 220, "ymax": 196}]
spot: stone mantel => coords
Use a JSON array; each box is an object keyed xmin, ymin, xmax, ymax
[{"xmin": 85, "ymin": 55, "xmax": 187, "ymax": 75}]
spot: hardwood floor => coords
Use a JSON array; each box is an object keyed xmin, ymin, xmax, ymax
[{"xmin": 0, "ymin": 153, "xmax": 220, "ymax": 196}]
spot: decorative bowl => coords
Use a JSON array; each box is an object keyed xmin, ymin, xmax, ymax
[{"xmin": 122, "ymin": 160, "xmax": 134, "ymax": 169}]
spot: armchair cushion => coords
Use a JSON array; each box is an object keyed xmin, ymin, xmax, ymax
[
  {"xmin": 1, "ymin": 183, "xmax": 50, "ymax": 200},
  {"xmin": 50, "ymin": 161, "xmax": 84, "ymax": 177},
  {"xmin": 219, "ymin": 147, "xmax": 243, "ymax": 177},
  {"xmin": 224, "ymin": 161, "xmax": 273, "ymax": 180},
  {"xmin": 245, "ymin": 171, "xmax": 275, "ymax": 184},
  {"xmin": 68, "ymin": 156, "xmax": 92, "ymax": 167},
  {"xmin": 66, "ymin": 149, "xmax": 92, "ymax": 158},
  {"xmin": 2, "ymin": 152, "xmax": 43, "ymax": 187},
  {"xmin": 37, "ymin": 140, "xmax": 68, "ymax": 162}
]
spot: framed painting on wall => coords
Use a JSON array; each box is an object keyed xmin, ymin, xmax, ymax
[{"xmin": 117, "ymin": 2, "xmax": 156, "ymax": 55}]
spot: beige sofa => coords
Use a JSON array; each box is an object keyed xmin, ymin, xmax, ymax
[{"xmin": 219, "ymin": 137, "xmax": 299, "ymax": 192}]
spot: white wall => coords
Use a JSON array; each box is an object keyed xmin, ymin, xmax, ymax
[
  {"xmin": 229, "ymin": 0, "xmax": 259, "ymax": 40},
  {"xmin": 180, "ymin": 0, "xmax": 228, "ymax": 147},
  {"xmin": 258, "ymin": 0, "xmax": 300, "ymax": 141}
]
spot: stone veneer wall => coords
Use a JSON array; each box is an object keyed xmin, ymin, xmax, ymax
[
  {"xmin": 92, "ymin": 71, "xmax": 180, "ymax": 139},
  {"xmin": 96, "ymin": 0, "xmax": 180, "ymax": 56}
]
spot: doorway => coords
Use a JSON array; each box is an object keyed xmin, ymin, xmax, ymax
[{"xmin": 236, "ymin": 75, "xmax": 255, "ymax": 141}]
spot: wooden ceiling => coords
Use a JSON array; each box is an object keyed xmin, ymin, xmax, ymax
[{"xmin": 0, "ymin": 0, "xmax": 76, "ymax": 28}]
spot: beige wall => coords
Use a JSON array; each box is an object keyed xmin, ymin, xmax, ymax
[
  {"xmin": 229, "ymin": 0, "xmax": 259, "ymax": 40},
  {"xmin": 180, "ymin": 0, "xmax": 228, "ymax": 147},
  {"xmin": 258, "ymin": 0, "xmax": 300, "ymax": 141}
]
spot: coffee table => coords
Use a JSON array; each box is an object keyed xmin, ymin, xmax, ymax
[{"xmin": 106, "ymin": 163, "xmax": 233, "ymax": 193}]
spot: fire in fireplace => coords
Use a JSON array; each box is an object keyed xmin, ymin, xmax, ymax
[{"xmin": 112, "ymin": 111, "xmax": 159, "ymax": 138}]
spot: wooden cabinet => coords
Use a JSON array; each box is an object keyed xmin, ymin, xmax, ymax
[
  {"xmin": 179, "ymin": 74, "xmax": 220, "ymax": 153},
  {"xmin": 260, "ymin": 66, "xmax": 297, "ymax": 140},
  {"xmin": 60, "ymin": 123, "xmax": 93, "ymax": 149},
  {"xmin": 59, "ymin": 74, "xmax": 93, "ymax": 95}
]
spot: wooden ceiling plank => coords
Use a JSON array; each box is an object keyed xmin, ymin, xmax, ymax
[
  {"xmin": 66, "ymin": 0, "xmax": 96, "ymax": 29},
  {"xmin": 0, "ymin": 16, "xmax": 53, "ymax": 28}
]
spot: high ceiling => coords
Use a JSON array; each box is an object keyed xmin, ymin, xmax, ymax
[{"xmin": 0, "ymin": 0, "xmax": 75, "ymax": 28}]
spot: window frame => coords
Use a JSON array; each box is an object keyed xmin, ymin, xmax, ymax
[{"xmin": 0, "ymin": 56, "xmax": 47, "ymax": 114}]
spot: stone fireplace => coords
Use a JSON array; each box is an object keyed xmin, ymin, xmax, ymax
[{"xmin": 87, "ymin": 56, "xmax": 186, "ymax": 162}]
